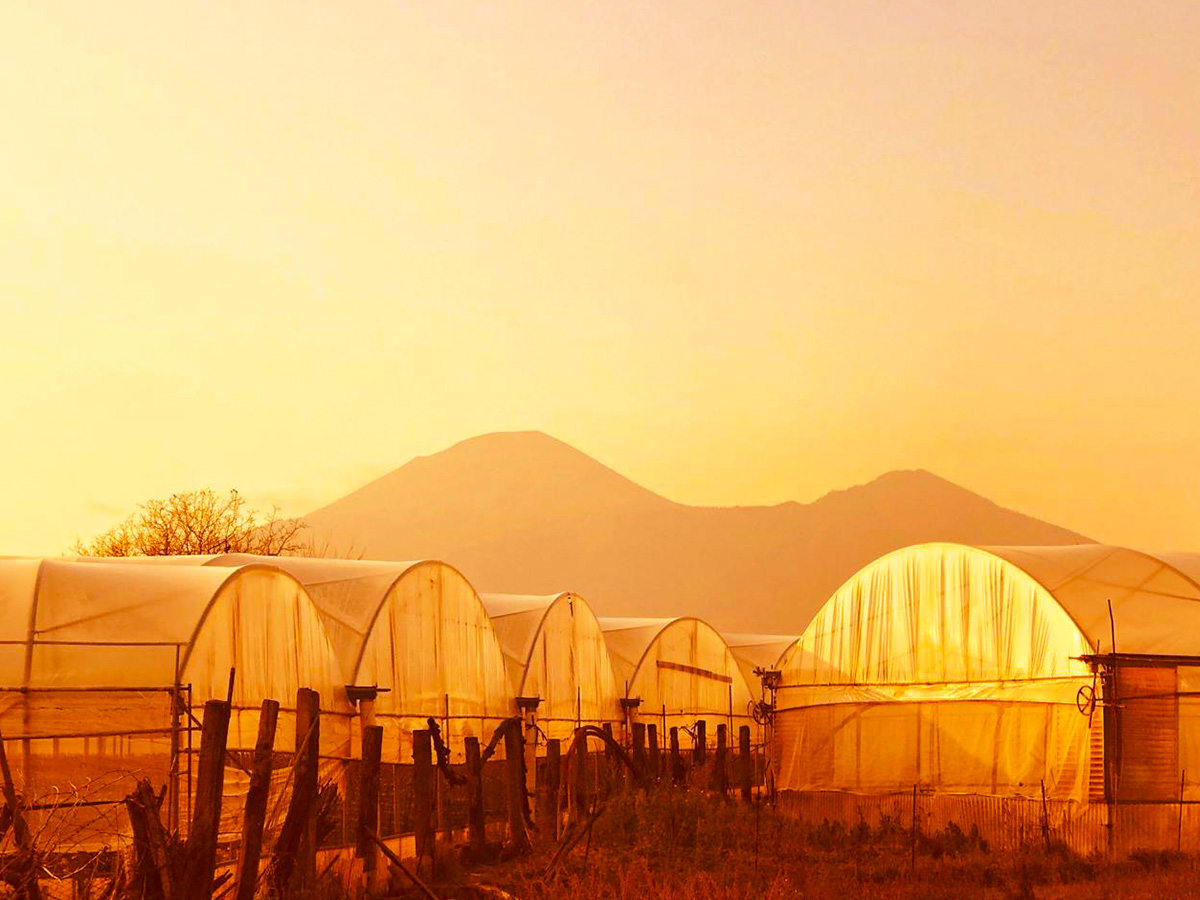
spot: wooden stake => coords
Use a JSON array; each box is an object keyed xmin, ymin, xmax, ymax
[
  {"xmin": 647, "ymin": 723, "xmax": 660, "ymax": 785},
  {"xmin": 233, "ymin": 699, "xmax": 278, "ymax": 900},
  {"xmin": 715, "ymin": 724, "xmax": 728, "ymax": 796},
  {"xmin": 357, "ymin": 725, "xmax": 384, "ymax": 869},
  {"xmin": 183, "ymin": 699, "xmax": 231, "ymax": 900},
  {"xmin": 504, "ymin": 719, "xmax": 531, "ymax": 854},
  {"xmin": 464, "ymin": 736, "xmax": 487, "ymax": 859},
  {"xmin": 632, "ymin": 722, "xmax": 647, "ymax": 789},
  {"xmin": 739, "ymin": 724, "xmax": 752, "ymax": 802},
  {"xmin": 669, "ymin": 727, "xmax": 684, "ymax": 786},
  {"xmin": 413, "ymin": 729, "xmax": 435, "ymax": 874},
  {"xmin": 543, "ymin": 738, "xmax": 561, "ymax": 838},
  {"xmin": 272, "ymin": 688, "xmax": 320, "ymax": 896}
]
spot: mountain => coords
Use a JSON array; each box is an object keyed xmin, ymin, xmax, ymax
[{"xmin": 303, "ymin": 431, "xmax": 1090, "ymax": 633}]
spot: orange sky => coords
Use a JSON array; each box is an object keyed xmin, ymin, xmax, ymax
[{"xmin": 1, "ymin": 1, "xmax": 1197, "ymax": 555}]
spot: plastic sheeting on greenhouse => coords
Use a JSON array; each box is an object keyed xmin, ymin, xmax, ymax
[
  {"xmin": 775, "ymin": 543, "xmax": 1200, "ymax": 803},
  {"xmin": 721, "ymin": 632, "xmax": 797, "ymax": 698},
  {"xmin": 600, "ymin": 616, "xmax": 755, "ymax": 735},
  {"xmin": 482, "ymin": 592, "xmax": 621, "ymax": 740},
  {"xmin": 0, "ymin": 557, "xmax": 348, "ymax": 843},
  {"xmin": 207, "ymin": 555, "xmax": 513, "ymax": 762}
]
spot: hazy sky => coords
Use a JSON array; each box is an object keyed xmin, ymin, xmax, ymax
[{"xmin": 2, "ymin": 1, "xmax": 1197, "ymax": 555}]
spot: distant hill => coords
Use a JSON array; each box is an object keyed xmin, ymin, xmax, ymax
[{"xmin": 303, "ymin": 431, "xmax": 1090, "ymax": 632}]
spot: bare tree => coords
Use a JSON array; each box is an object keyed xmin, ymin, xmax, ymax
[{"xmin": 72, "ymin": 489, "xmax": 310, "ymax": 557}]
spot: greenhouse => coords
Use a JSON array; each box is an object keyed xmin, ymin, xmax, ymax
[
  {"xmin": 481, "ymin": 592, "xmax": 621, "ymax": 740},
  {"xmin": 600, "ymin": 616, "xmax": 755, "ymax": 738},
  {"xmin": 0, "ymin": 557, "xmax": 347, "ymax": 840},
  {"xmin": 207, "ymin": 555, "xmax": 513, "ymax": 762},
  {"xmin": 775, "ymin": 542, "xmax": 1200, "ymax": 808},
  {"xmin": 721, "ymin": 632, "xmax": 798, "ymax": 697}
]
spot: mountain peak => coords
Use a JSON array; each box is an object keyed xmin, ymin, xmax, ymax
[{"xmin": 304, "ymin": 433, "xmax": 1090, "ymax": 631}]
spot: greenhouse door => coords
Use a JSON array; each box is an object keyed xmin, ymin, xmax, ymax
[{"xmin": 1112, "ymin": 665, "xmax": 1178, "ymax": 802}]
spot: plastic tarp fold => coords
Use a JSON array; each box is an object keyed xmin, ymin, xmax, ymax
[{"xmin": 482, "ymin": 592, "xmax": 621, "ymax": 739}]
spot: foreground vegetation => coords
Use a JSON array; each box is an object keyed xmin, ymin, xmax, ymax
[{"xmin": 424, "ymin": 790, "xmax": 1200, "ymax": 900}]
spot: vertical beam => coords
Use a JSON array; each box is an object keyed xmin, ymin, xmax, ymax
[
  {"xmin": 647, "ymin": 723, "xmax": 660, "ymax": 785},
  {"xmin": 183, "ymin": 699, "xmax": 231, "ymax": 900},
  {"xmin": 233, "ymin": 699, "xmax": 278, "ymax": 900},
  {"xmin": 631, "ymin": 722, "xmax": 647, "ymax": 789},
  {"xmin": 739, "ymin": 724, "xmax": 753, "ymax": 802},
  {"xmin": 357, "ymin": 725, "xmax": 384, "ymax": 869},
  {"xmin": 715, "ymin": 724, "xmax": 728, "ymax": 797},
  {"xmin": 413, "ymin": 729, "xmax": 434, "ymax": 874},
  {"xmin": 669, "ymin": 727, "xmax": 684, "ymax": 786},
  {"xmin": 464, "ymin": 736, "xmax": 486, "ymax": 859},
  {"xmin": 504, "ymin": 719, "xmax": 531, "ymax": 854},
  {"xmin": 542, "ymin": 739, "xmax": 561, "ymax": 839},
  {"xmin": 293, "ymin": 688, "xmax": 320, "ymax": 894}
]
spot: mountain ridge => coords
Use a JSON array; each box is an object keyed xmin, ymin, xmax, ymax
[{"xmin": 304, "ymin": 431, "xmax": 1090, "ymax": 632}]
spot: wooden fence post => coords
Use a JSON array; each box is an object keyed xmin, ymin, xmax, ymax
[
  {"xmin": 233, "ymin": 699, "xmax": 278, "ymax": 900},
  {"xmin": 543, "ymin": 739, "xmax": 561, "ymax": 838},
  {"xmin": 504, "ymin": 719, "xmax": 531, "ymax": 854},
  {"xmin": 357, "ymin": 725, "xmax": 384, "ymax": 870},
  {"xmin": 413, "ymin": 729, "xmax": 434, "ymax": 875},
  {"xmin": 694, "ymin": 720, "xmax": 707, "ymax": 765},
  {"xmin": 669, "ymin": 727, "xmax": 684, "ymax": 786},
  {"xmin": 715, "ymin": 724, "xmax": 728, "ymax": 797},
  {"xmin": 465, "ymin": 736, "xmax": 486, "ymax": 859},
  {"xmin": 182, "ymin": 699, "xmax": 231, "ymax": 900},
  {"xmin": 647, "ymin": 723, "xmax": 660, "ymax": 785},
  {"xmin": 294, "ymin": 688, "xmax": 320, "ymax": 893},
  {"xmin": 739, "ymin": 725, "xmax": 752, "ymax": 802},
  {"xmin": 270, "ymin": 689, "xmax": 321, "ymax": 896},
  {"xmin": 600, "ymin": 722, "xmax": 616, "ymax": 792},
  {"xmin": 632, "ymin": 723, "xmax": 647, "ymax": 789},
  {"xmin": 572, "ymin": 727, "xmax": 590, "ymax": 819}
]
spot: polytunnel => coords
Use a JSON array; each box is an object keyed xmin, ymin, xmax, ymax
[
  {"xmin": 206, "ymin": 555, "xmax": 514, "ymax": 761},
  {"xmin": 0, "ymin": 557, "xmax": 347, "ymax": 839},
  {"xmin": 481, "ymin": 592, "xmax": 621, "ymax": 740},
  {"xmin": 775, "ymin": 542, "xmax": 1200, "ymax": 809},
  {"xmin": 721, "ymin": 632, "xmax": 798, "ymax": 697},
  {"xmin": 599, "ymin": 616, "xmax": 755, "ymax": 737}
]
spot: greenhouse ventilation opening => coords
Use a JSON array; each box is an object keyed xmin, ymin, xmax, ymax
[{"xmin": 773, "ymin": 542, "xmax": 1200, "ymax": 854}]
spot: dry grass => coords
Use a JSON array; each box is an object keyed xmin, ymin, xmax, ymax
[{"xmin": 430, "ymin": 789, "xmax": 1200, "ymax": 900}]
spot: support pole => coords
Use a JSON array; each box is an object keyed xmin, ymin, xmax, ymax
[
  {"xmin": 739, "ymin": 724, "xmax": 752, "ymax": 802},
  {"xmin": 669, "ymin": 727, "xmax": 684, "ymax": 786},
  {"xmin": 647, "ymin": 723, "xmax": 660, "ymax": 785},
  {"xmin": 465, "ymin": 736, "xmax": 487, "ymax": 859},
  {"xmin": 182, "ymin": 699, "xmax": 231, "ymax": 900},
  {"xmin": 504, "ymin": 719, "xmax": 531, "ymax": 855},
  {"xmin": 357, "ymin": 725, "xmax": 384, "ymax": 873},
  {"xmin": 715, "ymin": 724, "xmax": 728, "ymax": 797},
  {"xmin": 233, "ymin": 699, "xmax": 278, "ymax": 900},
  {"xmin": 543, "ymin": 739, "xmax": 562, "ymax": 838},
  {"xmin": 413, "ymin": 729, "xmax": 435, "ymax": 875},
  {"xmin": 632, "ymin": 722, "xmax": 647, "ymax": 789}
]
